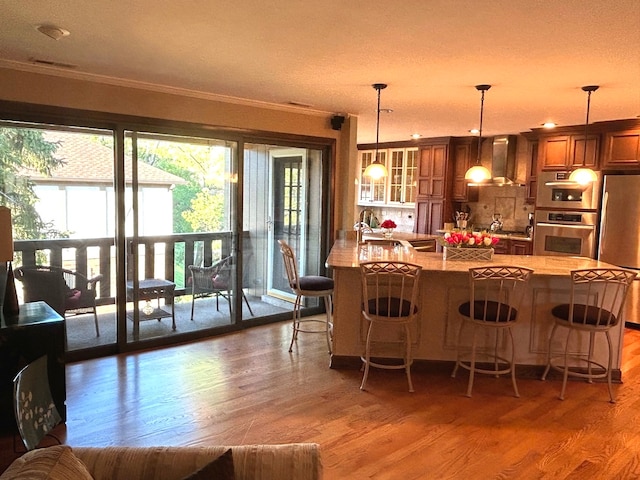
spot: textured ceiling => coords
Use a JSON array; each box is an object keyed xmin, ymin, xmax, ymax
[{"xmin": 1, "ymin": 0, "xmax": 639, "ymax": 143}]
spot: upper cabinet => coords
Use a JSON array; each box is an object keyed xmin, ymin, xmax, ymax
[
  {"xmin": 417, "ymin": 143, "xmax": 448, "ymax": 197},
  {"xmin": 602, "ymin": 128, "xmax": 640, "ymax": 168},
  {"xmin": 357, "ymin": 149, "xmax": 387, "ymax": 204},
  {"xmin": 357, "ymin": 147, "xmax": 416, "ymax": 206},
  {"xmin": 388, "ymin": 147, "xmax": 418, "ymax": 204},
  {"xmin": 525, "ymin": 140, "xmax": 538, "ymax": 204},
  {"xmin": 451, "ymin": 138, "xmax": 479, "ymax": 202},
  {"xmin": 538, "ymin": 134, "xmax": 599, "ymax": 171},
  {"xmin": 528, "ymin": 119, "xmax": 640, "ymax": 174}
]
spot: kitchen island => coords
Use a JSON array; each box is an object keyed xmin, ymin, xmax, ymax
[{"xmin": 326, "ymin": 238, "xmax": 628, "ymax": 378}]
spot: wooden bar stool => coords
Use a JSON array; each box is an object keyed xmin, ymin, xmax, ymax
[
  {"xmin": 541, "ymin": 268, "xmax": 636, "ymax": 402},
  {"xmin": 452, "ymin": 265, "xmax": 533, "ymax": 397},
  {"xmin": 278, "ymin": 239, "xmax": 334, "ymax": 354},
  {"xmin": 359, "ymin": 261, "xmax": 422, "ymax": 392}
]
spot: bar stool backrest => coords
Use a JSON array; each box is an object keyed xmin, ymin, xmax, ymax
[
  {"xmin": 565, "ymin": 268, "xmax": 637, "ymax": 328},
  {"xmin": 467, "ymin": 265, "xmax": 533, "ymax": 324}
]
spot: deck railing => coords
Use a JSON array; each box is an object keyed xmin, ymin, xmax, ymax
[{"xmin": 13, "ymin": 232, "xmax": 234, "ymax": 306}]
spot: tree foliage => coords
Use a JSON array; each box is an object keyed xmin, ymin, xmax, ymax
[
  {"xmin": 135, "ymin": 138, "xmax": 228, "ymax": 233},
  {"xmin": 0, "ymin": 127, "xmax": 68, "ymax": 240}
]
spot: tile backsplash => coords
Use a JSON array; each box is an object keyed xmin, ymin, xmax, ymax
[
  {"xmin": 358, "ymin": 185, "xmax": 533, "ymax": 234},
  {"xmin": 463, "ymin": 185, "xmax": 533, "ymax": 232}
]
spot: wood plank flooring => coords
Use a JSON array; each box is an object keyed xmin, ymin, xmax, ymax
[{"xmin": 4, "ymin": 319, "xmax": 640, "ymax": 478}]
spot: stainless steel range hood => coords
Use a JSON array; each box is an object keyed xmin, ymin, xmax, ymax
[
  {"xmin": 488, "ymin": 135, "xmax": 522, "ymax": 186},
  {"xmin": 466, "ymin": 134, "xmax": 523, "ymax": 186}
]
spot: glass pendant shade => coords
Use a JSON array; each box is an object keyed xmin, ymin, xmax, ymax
[
  {"xmin": 363, "ymin": 83, "xmax": 389, "ymax": 179},
  {"xmin": 568, "ymin": 167, "xmax": 598, "ymax": 185},
  {"xmin": 464, "ymin": 164, "xmax": 492, "ymax": 183},
  {"xmin": 464, "ymin": 84, "xmax": 492, "ymax": 183},
  {"xmin": 569, "ymin": 85, "xmax": 599, "ymax": 185},
  {"xmin": 364, "ymin": 160, "xmax": 387, "ymax": 180}
]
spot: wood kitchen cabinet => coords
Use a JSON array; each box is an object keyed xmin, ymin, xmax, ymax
[
  {"xmin": 492, "ymin": 240, "xmax": 509, "ymax": 255},
  {"xmin": 539, "ymin": 134, "xmax": 598, "ymax": 171},
  {"xmin": 510, "ymin": 239, "xmax": 533, "ymax": 255},
  {"xmin": 602, "ymin": 128, "xmax": 640, "ymax": 168},
  {"xmin": 417, "ymin": 142, "xmax": 448, "ymax": 197},
  {"xmin": 525, "ymin": 140, "xmax": 538, "ymax": 204},
  {"xmin": 493, "ymin": 238, "xmax": 533, "ymax": 255},
  {"xmin": 415, "ymin": 198, "xmax": 444, "ymax": 236},
  {"xmin": 414, "ymin": 140, "xmax": 451, "ymax": 235},
  {"xmin": 452, "ymin": 138, "xmax": 479, "ymax": 202}
]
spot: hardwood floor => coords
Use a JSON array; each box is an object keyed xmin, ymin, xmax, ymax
[{"xmin": 4, "ymin": 319, "xmax": 640, "ymax": 478}]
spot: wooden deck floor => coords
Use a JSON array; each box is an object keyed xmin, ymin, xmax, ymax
[{"xmin": 3, "ymin": 319, "xmax": 640, "ymax": 478}]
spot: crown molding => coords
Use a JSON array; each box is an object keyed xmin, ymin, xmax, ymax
[{"xmin": 0, "ymin": 59, "xmax": 332, "ymax": 117}]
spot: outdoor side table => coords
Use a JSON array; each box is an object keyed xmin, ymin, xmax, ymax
[{"xmin": 126, "ymin": 279, "xmax": 176, "ymax": 336}]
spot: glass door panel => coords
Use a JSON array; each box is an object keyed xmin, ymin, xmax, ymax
[
  {"xmin": 0, "ymin": 123, "xmax": 118, "ymax": 352},
  {"xmin": 123, "ymin": 131, "xmax": 238, "ymax": 343},
  {"xmin": 243, "ymin": 143, "xmax": 326, "ymax": 320}
]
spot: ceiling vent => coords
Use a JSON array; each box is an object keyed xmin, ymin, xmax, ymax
[{"xmin": 29, "ymin": 58, "xmax": 78, "ymax": 69}]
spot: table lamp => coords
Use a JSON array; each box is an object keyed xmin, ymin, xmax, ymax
[{"xmin": 0, "ymin": 206, "xmax": 19, "ymax": 316}]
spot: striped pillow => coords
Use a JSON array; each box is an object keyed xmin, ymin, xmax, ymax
[{"xmin": 0, "ymin": 446, "xmax": 93, "ymax": 480}]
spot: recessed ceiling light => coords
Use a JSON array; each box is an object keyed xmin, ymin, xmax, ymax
[
  {"xmin": 411, "ymin": 133, "xmax": 421, "ymax": 139},
  {"xmin": 36, "ymin": 24, "xmax": 70, "ymax": 40},
  {"xmin": 542, "ymin": 122, "xmax": 557, "ymax": 129},
  {"xmin": 469, "ymin": 128, "xmax": 479, "ymax": 134}
]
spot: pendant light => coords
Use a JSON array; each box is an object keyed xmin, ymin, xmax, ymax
[
  {"xmin": 363, "ymin": 83, "xmax": 389, "ymax": 180},
  {"xmin": 465, "ymin": 84, "xmax": 492, "ymax": 184},
  {"xmin": 568, "ymin": 85, "xmax": 599, "ymax": 185}
]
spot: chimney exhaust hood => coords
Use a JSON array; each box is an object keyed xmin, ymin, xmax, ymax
[{"xmin": 469, "ymin": 135, "xmax": 523, "ymax": 186}]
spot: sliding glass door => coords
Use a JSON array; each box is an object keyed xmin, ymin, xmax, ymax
[
  {"xmin": 123, "ymin": 131, "xmax": 239, "ymax": 343},
  {"xmin": 1, "ymin": 114, "xmax": 333, "ymax": 357},
  {"xmin": 244, "ymin": 143, "xmax": 327, "ymax": 318}
]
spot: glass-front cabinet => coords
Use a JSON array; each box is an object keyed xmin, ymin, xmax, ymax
[
  {"xmin": 358, "ymin": 150, "xmax": 387, "ymax": 203},
  {"xmin": 358, "ymin": 147, "xmax": 417, "ymax": 206}
]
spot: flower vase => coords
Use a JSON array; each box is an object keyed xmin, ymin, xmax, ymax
[{"xmin": 382, "ymin": 228, "xmax": 394, "ymax": 239}]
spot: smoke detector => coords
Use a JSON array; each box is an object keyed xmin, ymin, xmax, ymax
[{"xmin": 36, "ymin": 24, "xmax": 70, "ymax": 40}]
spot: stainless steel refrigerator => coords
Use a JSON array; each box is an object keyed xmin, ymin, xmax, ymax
[{"xmin": 598, "ymin": 174, "xmax": 640, "ymax": 326}]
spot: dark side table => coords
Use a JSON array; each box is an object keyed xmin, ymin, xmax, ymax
[
  {"xmin": 0, "ymin": 301, "xmax": 65, "ymax": 431},
  {"xmin": 126, "ymin": 279, "xmax": 176, "ymax": 337}
]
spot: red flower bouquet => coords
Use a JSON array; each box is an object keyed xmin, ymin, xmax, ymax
[
  {"xmin": 440, "ymin": 230, "xmax": 499, "ymax": 248},
  {"xmin": 380, "ymin": 219, "xmax": 397, "ymax": 229}
]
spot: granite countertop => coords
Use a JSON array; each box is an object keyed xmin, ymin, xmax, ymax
[{"xmin": 327, "ymin": 238, "xmax": 612, "ymax": 276}]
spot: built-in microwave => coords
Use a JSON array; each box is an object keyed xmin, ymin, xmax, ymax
[{"xmin": 535, "ymin": 171, "xmax": 600, "ymax": 211}]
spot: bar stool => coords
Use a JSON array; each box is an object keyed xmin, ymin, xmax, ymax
[
  {"xmin": 277, "ymin": 239, "xmax": 334, "ymax": 353},
  {"xmin": 359, "ymin": 261, "xmax": 422, "ymax": 392},
  {"xmin": 541, "ymin": 268, "xmax": 636, "ymax": 403},
  {"xmin": 452, "ymin": 265, "xmax": 533, "ymax": 397}
]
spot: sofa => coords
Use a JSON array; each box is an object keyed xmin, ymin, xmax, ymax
[{"xmin": 0, "ymin": 443, "xmax": 322, "ymax": 480}]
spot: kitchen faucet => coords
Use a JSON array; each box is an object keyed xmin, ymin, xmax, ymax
[{"xmin": 355, "ymin": 208, "xmax": 376, "ymax": 244}]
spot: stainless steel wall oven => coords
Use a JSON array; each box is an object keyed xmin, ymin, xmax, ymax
[{"xmin": 533, "ymin": 210, "xmax": 597, "ymax": 257}]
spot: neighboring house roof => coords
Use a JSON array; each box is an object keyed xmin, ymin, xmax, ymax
[{"xmin": 24, "ymin": 130, "xmax": 186, "ymax": 187}]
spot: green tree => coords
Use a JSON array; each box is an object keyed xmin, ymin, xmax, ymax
[
  {"xmin": 135, "ymin": 138, "xmax": 228, "ymax": 233},
  {"xmin": 0, "ymin": 127, "xmax": 67, "ymax": 240}
]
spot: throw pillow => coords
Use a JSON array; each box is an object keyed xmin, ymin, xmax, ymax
[
  {"xmin": 181, "ymin": 448, "xmax": 235, "ymax": 480},
  {"xmin": 0, "ymin": 445, "xmax": 94, "ymax": 480}
]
